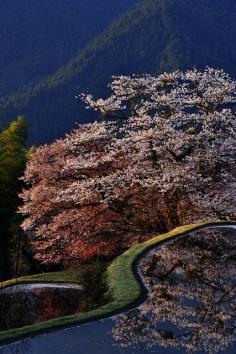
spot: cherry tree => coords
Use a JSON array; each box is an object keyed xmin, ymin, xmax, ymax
[
  {"xmin": 20, "ymin": 124, "xmax": 164, "ymax": 266},
  {"xmin": 81, "ymin": 68, "xmax": 236, "ymax": 222},
  {"xmin": 20, "ymin": 68, "xmax": 236, "ymax": 266}
]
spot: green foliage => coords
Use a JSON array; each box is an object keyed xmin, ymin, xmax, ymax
[
  {"xmin": 0, "ymin": 116, "xmax": 28, "ymax": 279},
  {"xmin": 79, "ymin": 261, "xmax": 108, "ymax": 311},
  {"xmin": 0, "ymin": 116, "xmax": 28, "ymax": 218}
]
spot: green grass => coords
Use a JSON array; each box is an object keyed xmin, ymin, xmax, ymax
[
  {"xmin": 0, "ymin": 220, "xmax": 235, "ymax": 344},
  {"xmin": 0, "ymin": 270, "xmax": 83, "ymax": 289}
]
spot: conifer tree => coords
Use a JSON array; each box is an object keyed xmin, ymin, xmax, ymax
[{"xmin": 0, "ymin": 116, "xmax": 28, "ymax": 279}]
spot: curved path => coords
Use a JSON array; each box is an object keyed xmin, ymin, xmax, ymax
[{"xmin": 0, "ymin": 221, "xmax": 236, "ymax": 346}]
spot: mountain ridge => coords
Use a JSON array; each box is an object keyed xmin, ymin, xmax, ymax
[
  {"xmin": 0, "ymin": 0, "xmax": 138, "ymax": 96},
  {"xmin": 1, "ymin": 0, "xmax": 236, "ymax": 144}
]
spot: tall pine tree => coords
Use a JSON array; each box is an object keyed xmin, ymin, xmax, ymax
[{"xmin": 0, "ymin": 116, "xmax": 28, "ymax": 279}]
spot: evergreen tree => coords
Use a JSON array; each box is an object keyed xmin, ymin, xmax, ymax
[{"xmin": 0, "ymin": 116, "xmax": 28, "ymax": 279}]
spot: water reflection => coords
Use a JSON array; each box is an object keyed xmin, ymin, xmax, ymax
[
  {"xmin": 0, "ymin": 341, "xmax": 31, "ymax": 354},
  {"xmin": 0, "ymin": 286, "xmax": 83, "ymax": 330},
  {"xmin": 112, "ymin": 228, "xmax": 236, "ymax": 353},
  {"xmin": 0, "ymin": 226, "xmax": 235, "ymax": 354}
]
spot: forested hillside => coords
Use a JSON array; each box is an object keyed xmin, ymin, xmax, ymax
[
  {"xmin": 0, "ymin": 0, "xmax": 137, "ymax": 96},
  {"xmin": 1, "ymin": 0, "xmax": 236, "ymax": 143}
]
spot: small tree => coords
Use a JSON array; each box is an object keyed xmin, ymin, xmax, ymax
[{"xmin": 20, "ymin": 68, "xmax": 236, "ymax": 266}]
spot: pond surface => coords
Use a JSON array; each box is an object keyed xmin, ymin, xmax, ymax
[
  {"xmin": 0, "ymin": 284, "xmax": 83, "ymax": 331},
  {"xmin": 0, "ymin": 225, "xmax": 236, "ymax": 354}
]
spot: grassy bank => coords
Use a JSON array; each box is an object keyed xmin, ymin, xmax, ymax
[
  {"xmin": 0, "ymin": 220, "xmax": 235, "ymax": 344},
  {"xmin": 0, "ymin": 270, "xmax": 83, "ymax": 290}
]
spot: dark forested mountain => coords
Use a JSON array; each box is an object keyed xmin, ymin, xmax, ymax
[
  {"xmin": 1, "ymin": 0, "xmax": 236, "ymax": 144},
  {"xmin": 0, "ymin": 0, "xmax": 138, "ymax": 96}
]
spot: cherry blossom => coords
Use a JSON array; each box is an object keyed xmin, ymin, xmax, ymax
[{"xmin": 20, "ymin": 68, "xmax": 236, "ymax": 265}]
